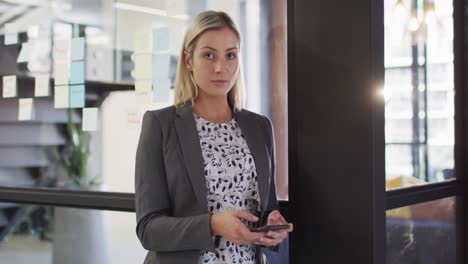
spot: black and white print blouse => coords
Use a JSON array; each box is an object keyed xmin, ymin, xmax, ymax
[{"xmin": 194, "ymin": 113, "xmax": 261, "ymax": 264}]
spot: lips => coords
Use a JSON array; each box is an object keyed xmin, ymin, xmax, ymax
[{"xmin": 211, "ymin": 80, "xmax": 228, "ymax": 86}]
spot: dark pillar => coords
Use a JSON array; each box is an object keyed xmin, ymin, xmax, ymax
[{"xmin": 288, "ymin": 0, "xmax": 385, "ymax": 263}]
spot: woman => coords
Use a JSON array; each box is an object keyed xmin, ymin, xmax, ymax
[{"xmin": 135, "ymin": 10, "xmax": 293, "ymax": 264}]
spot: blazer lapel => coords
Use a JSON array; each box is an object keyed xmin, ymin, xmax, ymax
[
  {"xmin": 174, "ymin": 104, "xmax": 208, "ymax": 210},
  {"xmin": 236, "ymin": 111, "xmax": 270, "ymax": 212}
]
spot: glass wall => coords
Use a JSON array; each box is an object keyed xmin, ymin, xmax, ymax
[
  {"xmin": 0, "ymin": 1, "xmax": 288, "ymax": 261},
  {"xmin": 386, "ymin": 197, "xmax": 456, "ymax": 264},
  {"xmin": 0, "ymin": 0, "xmax": 288, "ymax": 198},
  {"xmin": 384, "ymin": 0, "xmax": 454, "ymax": 190},
  {"xmin": 0, "ymin": 204, "xmax": 145, "ymax": 264}
]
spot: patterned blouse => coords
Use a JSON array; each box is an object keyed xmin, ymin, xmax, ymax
[{"xmin": 194, "ymin": 113, "xmax": 261, "ymax": 264}]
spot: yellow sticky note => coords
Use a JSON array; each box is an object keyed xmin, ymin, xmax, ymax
[
  {"xmin": 19, "ymin": 98, "xmax": 34, "ymax": 121},
  {"xmin": 53, "ymin": 38, "xmax": 71, "ymax": 62},
  {"xmin": 135, "ymin": 90, "xmax": 152, "ymax": 105},
  {"xmin": 135, "ymin": 80, "xmax": 152, "ymax": 91},
  {"xmin": 82, "ymin": 108, "xmax": 98, "ymax": 131},
  {"xmin": 54, "ymin": 85, "xmax": 69, "ymax": 108},
  {"xmin": 27, "ymin": 25, "xmax": 40, "ymax": 39},
  {"xmin": 35, "ymin": 75, "xmax": 50, "ymax": 97},
  {"xmin": 131, "ymin": 70, "xmax": 152, "ymax": 80},
  {"xmin": 166, "ymin": 0, "xmax": 185, "ymax": 17},
  {"xmin": 132, "ymin": 54, "xmax": 153, "ymax": 75},
  {"xmin": 3, "ymin": 75, "xmax": 17, "ymax": 98},
  {"xmin": 133, "ymin": 30, "xmax": 151, "ymax": 53},
  {"xmin": 126, "ymin": 108, "xmax": 143, "ymax": 129},
  {"xmin": 54, "ymin": 62, "xmax": 70, "ymax": 85}
]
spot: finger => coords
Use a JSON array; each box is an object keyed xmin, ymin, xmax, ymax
[
  {"xmin": 242, "ymin": 229, "xmax": 265, "ymax": 243},
  {"xmin": 269, "ymin": 218, "xmax": 288, "ymax": 225},
  {"xmin": 255, "ymin": 236, "xmax": 281, "ymax": 247},
  {"xmin": 268, "ymin": 211, "xmax": 288, "ymax": 225},
  {"xmin": 268, "ymin": 210, "xmax": 281, "ymax": 221},
  {"xmin": 277, "ymin": 214, "xmax": 287, "ymax": 224},
  {"xmin": 266, "ymin": 230, "xmax": 288, "ymax": 240},
  {"xmin": 233, "ymin": 210, "xmax": 259, "ymax": 223},
  {"xmin": 237, "ymin": 223, "xmax": 264, "ymax": 238},
  {"xmin": 288, "ymin": 223, "xmax": 294, "ymax": 232}
]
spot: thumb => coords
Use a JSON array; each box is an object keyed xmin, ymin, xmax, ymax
[{"xmin": 233, "ymin": 210, "xmax": 259, "ymax": 222}]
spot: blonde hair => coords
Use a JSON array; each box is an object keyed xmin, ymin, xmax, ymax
[{"xmin": 174, "ymin": 11, "xmax": 245, "ymax": 111}]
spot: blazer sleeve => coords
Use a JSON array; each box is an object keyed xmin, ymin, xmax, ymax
[
  {"xmin": 135, "ymin": 111, "xmax": 215, "ymax": 253},
  {"xmin": 262, "ymin": 115, "xmax": 282, "ymax": 253}
]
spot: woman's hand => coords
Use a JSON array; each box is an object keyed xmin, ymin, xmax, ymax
[
  {"xmin": 254, "ymin": 210, "xmax": 293, "ymax": 247},
  {"xmin": 211, "ymin": 210, "xmax": 265, "ymax": 245}
]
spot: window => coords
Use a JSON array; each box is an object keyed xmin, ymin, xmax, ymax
[
  {"xmin": 384, "ymin": 0, "xmax": 454, "ymax": 189},
  {"xmin": 0, "ymin": 1, "xmax": 288, "ymax": 263}
]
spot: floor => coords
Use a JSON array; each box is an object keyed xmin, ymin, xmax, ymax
[{"xmin": 0, "ymin": 235, "xmax": 51, "ymax": 263}]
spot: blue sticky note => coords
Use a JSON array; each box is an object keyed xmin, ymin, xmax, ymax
[
  {"xmin": 153, "ymin": 26, "xmax": 170, "ymax": 52},
  {"xmin": 153, "ymin": 78, "xmax": 171, "ymax": 103},
  {"xmin": 153, "ymin": 53, "xmax": 170, "ymax": 80},
  {"xmin": 70, "ymin": 61, "xmax": 85, "ymax": 85},
  {"xmin": 69, "ymin": 85, "xmax": 85, "ymax": 108},
  {"xmin": 152, "ymin": 53, "xmax": 170, "ymax": 103},
  {"xmin": 17, "ymin": 42, "xmax": 32, "ymax": 62},
  {"xmin": 71, "ymin": 37, "xmax": 85, "ymax": 61},
  {"xmin": 5, "ymin": 34, "xmax": 17, "ymax": 45}
]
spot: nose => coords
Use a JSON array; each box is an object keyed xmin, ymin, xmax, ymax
[{"xmin": 214, "ymin": 58, "xmax": 228, "ymax": 74}]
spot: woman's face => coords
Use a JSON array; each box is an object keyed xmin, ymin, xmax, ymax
[{"xmin": 186, "ymin": 27, "xmax": 240, "ymax": 100}]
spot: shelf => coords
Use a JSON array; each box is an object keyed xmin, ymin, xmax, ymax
[{"xmin": 0, "ymin": 74, "xmax": 135, "ymax": 99}]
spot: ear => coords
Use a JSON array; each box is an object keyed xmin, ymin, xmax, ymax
[{"xmin": 184, "ymin": 50, "xmax": 193, "ymax": 71}]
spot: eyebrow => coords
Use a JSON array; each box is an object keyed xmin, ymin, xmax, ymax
[{"xmin": 199, "ymin": 46, "xmax": 238, "ymax": 51}]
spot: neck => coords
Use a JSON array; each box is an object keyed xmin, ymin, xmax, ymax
[{"xmin": 192, "ymin": 95, "xmax": 233, "ymax": 123}]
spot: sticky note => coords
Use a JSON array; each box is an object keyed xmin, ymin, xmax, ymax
[
  {"xmin": 133, "ymin": 54, "xmax": 153, "ymax": 75},
  {"xmin": 6, "ymin": 23, "xmax": 18, "ymax": 35},
  {"xmin": 53, "ymin": 38, "xmax": 71, "ymax": 62},
  {"xmin": 35, "ymin": 75, "xmax": 50, "ymax": 97},
  {"xmin": 133, "ymin": 30, "xmax": 151, "ymax": 53},
  {"xmin": 165, "ymin": 0, "xmax": 184, "ymax": 17},
  {"xmin": 18, "ymin": 98, "xmax": 34, "ymax": 121},
  {"xmin": 54, "ymin": 62, "xmax": 70, "ymax": 85},
  {"xmin": 153, "ymin": 78, "xmax": 171, "ymax": 103},
  {"xmin": 135, "ymin": 90, "xmax": 152, "ymax": 105},
  {"xmin": 5, "ymin": 34, "xmax": 18, "ymax": 45},
  {"xmin": 126, "ymin": 108, "xmax": 142, "ymax": 129},
  {"xmin": 135, "ymin": 80, "xmax": 152, "ymax": 91},
  {"xmin": 17, "ymin": 42, "xmax": 33, "ymax": 63},
  {"xmin": 3, "ymin": 75, "xmax": 17, "ymax": 98},
  {"xmin": 70, "ymin": 61, "xmax": 85, "ymax": 85},
  {"xmin": 71, "ymin": 37, "xmax": 85, "ymax": 61},
  {"xmin": 82, "ymin": 108, "xmax": 98, "ymax": 131},
  {"xmin": 27, "ymin": 25, "xmax": 40, "ymax": 39},
  {"xmin": 5, "ymin": 23, "xmax": 18, "ymax": 45},
  {"xmin": 153, "ymin": 26, "xmax": 170, "ymax": 52},
  {"xmin": 153, "ymin": 53, "xmax": 170, "ymax": 80},
  {"xmin": 69, "ymin": 85, "xmax": 85, "ymax": 108},
  {"xmin": 54, "ymin": 85, "xmax": 69, "ymax": 108},
  {"xmin": 131, "ymin": 70, "xmax": 152, "ymax": 80},
  {"xmin": 152, "ymin": 53, "xmax": 171, "ymax": 103}
]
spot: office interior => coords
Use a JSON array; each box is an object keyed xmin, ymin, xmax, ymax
[{"xmin": 0, "ymin": 0, "xmax": 464, "ymax": 263}]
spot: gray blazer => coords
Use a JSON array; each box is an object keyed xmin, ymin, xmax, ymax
[{"xmin": 135, "ymin": 102, "xmax": 278, "ymax": 264}]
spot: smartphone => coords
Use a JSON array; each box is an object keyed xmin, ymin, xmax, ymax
[{"xmin": 250, "ymin": 224, "xmax": 290, "ymax": 232}]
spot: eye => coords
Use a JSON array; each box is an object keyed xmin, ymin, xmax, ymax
[
  {"xmin": 203, "ymin": 52, "xmax": 214, "ymax": 60},
  {"xmin": 227, "ymin": 52, "xmax": 237, "ymax": 60}
]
